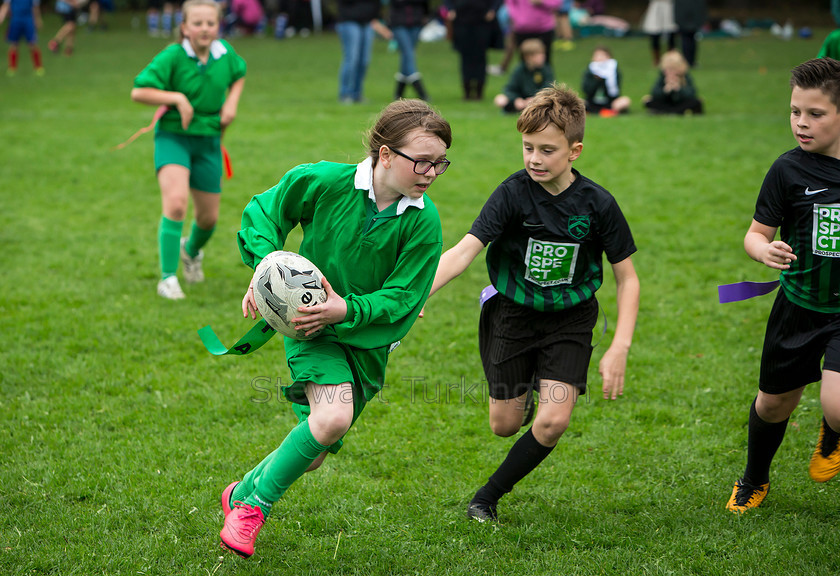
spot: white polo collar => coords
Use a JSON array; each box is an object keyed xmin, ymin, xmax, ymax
[
  {"xmin": 355, "ymin": 157, "xmax": 425, "ymax": 215},
  {"xmin": 181, "ymin": 39, "xmax": 228, "ymax": 60}
]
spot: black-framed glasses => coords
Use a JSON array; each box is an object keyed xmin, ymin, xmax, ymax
[{"xmin": 390, "ymin": 148, "xmax": 451, "ymax": 175}]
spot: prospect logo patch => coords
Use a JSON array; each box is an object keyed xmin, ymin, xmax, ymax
[
  {"xmin": 813, "ymin": 203, "xmax": 840, "ymax": 257},
  {"xmin": 524, "ymin": 238, "xmax": 579, "ymax": 286}
]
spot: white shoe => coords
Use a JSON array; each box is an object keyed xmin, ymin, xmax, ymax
[
  {"xmin": 180, "ymin": 237, "xmax": 204, "ymax": 283},
  {"xmin": 486, "ymin": 64, "xmax": 504, "ymax": 77},
  {"xmin": 157, "ymin": 276, "xmax": 185, "ymax": 300}
]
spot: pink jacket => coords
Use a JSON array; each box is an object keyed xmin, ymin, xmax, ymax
[
  {"xmin": 505, "ymin": 0, "xmax": 562, "ymax": 34},
  {"xmin": 232, "ymin": 0, "xmax": 265, "ymax": 26}
]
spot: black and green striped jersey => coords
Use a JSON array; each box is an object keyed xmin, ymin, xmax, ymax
[
  {"xmin": 755, "ymin": 147, "xmax": 840, "ymax": 313},
  {"xmin": 468, "ymin": 168, "xmax": 636, "ymax": 312}
]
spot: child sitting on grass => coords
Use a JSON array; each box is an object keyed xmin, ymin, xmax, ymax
[
  {"xmin": 642, "ymin": 49, "xmax": 703, "ymax": 115},
  {"xmin": 581, "ymin": 45, "xmax": 631, "ymax": 116},
  {"xmin": 493, "ymin": 38, "xmax": 555, "ymax": 114}
]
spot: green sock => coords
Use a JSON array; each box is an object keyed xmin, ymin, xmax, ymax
[
  {"xmin": 158, "ymin": 216, "xmax": 183, "ymax": 279},
  {"xmin": 185, "ymin": 221, "xmax": 214, "ymax": 258},
  {"xmin": 237, "ymin": 420, "xmax": 329, "ymax": 517}
]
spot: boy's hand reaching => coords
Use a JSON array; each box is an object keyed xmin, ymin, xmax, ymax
[
  {"xmin": 761, "ymin": 240, "xmax": 797, "ymax": 270},
  {"xmin": 598, "ymin": 344, "xmax": 627, "ymax": 400}
]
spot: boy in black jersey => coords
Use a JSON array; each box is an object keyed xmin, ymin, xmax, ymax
[
  {"xmin": 727, "ymin": 58, "xmax": 840, "ymax": 512},
  {"xmin": 428, "ymin": 84, "xmax": 640, "ymax": 521}
]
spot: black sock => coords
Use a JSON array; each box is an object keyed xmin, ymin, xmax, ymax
[
  {"xmin": 743, "ymin": 398, "xmax": 788, "ymax": 485},
  {"xmin": 820, "ymin": 416, "xmax": 840, "ymax": 457},
  {"xmin": 472, "ymin": 428, "xmax": 555, "ymax": 506}
]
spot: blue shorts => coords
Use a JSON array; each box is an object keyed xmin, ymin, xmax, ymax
[{"xmin": 6, "ymin": 18, "xmax": 36, "ymax": 44}]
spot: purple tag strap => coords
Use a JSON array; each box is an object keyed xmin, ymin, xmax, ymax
[
  {"xmin": 718, "ymin": 280, "xmax": 780, "ymax": 304},
  {"xmin": 479, "ymin": 285, "xmax": 499, "ymax": 307}
]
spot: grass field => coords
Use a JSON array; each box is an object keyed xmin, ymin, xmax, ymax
[{"xmin": 2, "ymin": 14, "xmax": 840, "ymax": 575}]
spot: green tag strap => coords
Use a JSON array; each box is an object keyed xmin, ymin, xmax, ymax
[{"xmin": 198, "ymin": 319, "xmax": 276, "ymax": 356}]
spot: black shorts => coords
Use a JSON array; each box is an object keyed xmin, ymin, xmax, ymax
[
  {"xmin": 759, "ymin": 290, "xmax": 840, "ymax": 394},
  {"xmin": 479, "ymin": 293, "xmax": 598, "ymax": 399}
]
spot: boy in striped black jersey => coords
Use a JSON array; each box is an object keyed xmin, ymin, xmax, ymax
[
  {"xmin": 428, "ymin": 84, "xmax": 639, "ymax": 521},
  {"xmin": 727, "ymin": 58, "xmax": 840, "ymax": 513}
]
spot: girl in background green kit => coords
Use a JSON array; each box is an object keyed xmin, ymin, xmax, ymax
[{"xmin": 131, "ymin": 0, "xmax": 246, "ymax": 300}]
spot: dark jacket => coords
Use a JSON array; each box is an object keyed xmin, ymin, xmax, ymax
[
  {"xmin": 389, "ymin": 0, "xmax": 429, "ymax": 27},
  {"xmin": 673, "ymin": 0, "xmax": 706, "ymax": 31},
  {"xmin": 337, "ymin": 0, "xmax": 381, "ymax": 23}
]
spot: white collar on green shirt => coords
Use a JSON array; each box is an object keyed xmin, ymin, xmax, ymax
[
  {"xmin": 355, "ymin": 157, "xmax": 425, "ymax": 216},
  {"xmin": 181, "ymin": 39, "xmax": 228, "ymax": 60}
]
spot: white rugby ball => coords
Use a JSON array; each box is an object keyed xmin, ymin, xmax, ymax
[{"xmin": 252, "ymin": 251, "xmax": 327, "ymax": 340}]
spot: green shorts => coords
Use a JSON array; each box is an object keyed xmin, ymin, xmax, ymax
[
  {"xmin": 283, "ymin": 331, "xmax": 389, "ymax": 453},
  {"xmin": 154, "ymin": 130, "xmax": 222, "ymax": 193}
]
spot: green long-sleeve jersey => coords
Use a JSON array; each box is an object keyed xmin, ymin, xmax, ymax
[
  {"xmin": 133, "ymin": 39, "xmax": 246, "ymax": 136},
  {"xmin": 238, "ymin": 160, "xmax": 443, "ymax": 350}
]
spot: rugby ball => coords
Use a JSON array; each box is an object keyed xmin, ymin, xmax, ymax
[{"xmin": 252, "ymin": 251, "xmax": 327, "ymax": 339}]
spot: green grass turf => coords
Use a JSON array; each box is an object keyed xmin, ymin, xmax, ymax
[{"xmin": 2, "ymin": 14, "xmax": 840, "ymax": 575}]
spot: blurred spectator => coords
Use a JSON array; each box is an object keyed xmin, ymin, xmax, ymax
[
  {"xmin": 228, "ymin": 0, "xmax": 264, "ymax": 34},
  {"xmin": 494, "ymin": 0, "xmax": 559, "ymax": 76},
  {"xmin": 554, "ymin": 0, "xmax": 573, "ymax": 52},
  {"xmin": 388, "ymin": 0, "xmax": 431, "ymax": 100},
  {"xmin": 641, "ymin": 0, "xmax": 676, "ymax": 66},
  {"xmin": 86, "ymin": 0, "xmax": 113, "ymax": 31},
  {"xmin": 146, "ymin": 0, "xmax": 177, "ymax": 37},
  {"xmin": 569, "ymin": 1, "xmax": 628, "ymax": 36},
  {"xmin": 49, "ymin": 0, "xmax": 78, "ymax": 54},
  {"xmin": 0, "ymin": 0, "xmax": 44, "ymax": 75},
  {"xmin": 279, "ymin": 0, "xmax": 314, "ymax": 37},
  {"xmin": 674, "ymin": 0, "xmax": 705, "ymax": 67},
  {"xmin": 581, "ymin": 0, "xmax": 603, "ymax": 15},
  {"xmin": 507, "ymin": 0, "xmax": 560, "ymax": 65},
  {"xmin": 336, "ymin": 0, "xmax": 389, "ymax": 103},
  {"xmin": 445, "ymin": 0, "xmax": 501, "ymax": 100}
]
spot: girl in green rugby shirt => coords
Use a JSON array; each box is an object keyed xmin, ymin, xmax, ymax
[
  {"xmin": 131, "ymin": 0, "xmax": 246, "ymax": 299},
  {"xmin": 219, "ymin": 99, "xmax": 452, "ymax": 558}
]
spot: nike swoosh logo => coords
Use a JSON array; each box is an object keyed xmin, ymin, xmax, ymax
[{"xmin": 805, "ymin": 187, "xmax": 829, "ymax": 195}]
